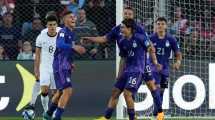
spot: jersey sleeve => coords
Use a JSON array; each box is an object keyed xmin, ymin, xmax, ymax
[
  {"xmin": 35, "ymin": 34, "xmax": 42, "ymax": 48},
  {"xmin": 170, "ymin": 36, "xmax": 180, "ymax": 53},
  {"xmin": 56, "ymin": 30, "xmax": 72, "ymax": 50},
  {"xmin": 118, "ymin": 45, "xmax": 126, "ymax": 57},
  {"xmin": 135, "ymin": 23, "xmax": 145, "ymax": 34},
  {"xmin": 105, "ymin": 26, "xmax": 120, "ymax": 42},
  {"xmin": 137, "ymin": 33, "xmax": 150, "ymax": 48}
]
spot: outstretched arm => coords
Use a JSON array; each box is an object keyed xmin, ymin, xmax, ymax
[
  {"xmin": 72, "ymin": 45, "xmax": 86, "ymax": 55},
  {"xmin": 82, "ymin": 36, "xmax": 108, "ymax": 44}
]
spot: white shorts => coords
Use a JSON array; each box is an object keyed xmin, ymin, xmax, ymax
[{"xmin": 40, "ymin": 69, "xmax": 56, "ymax": 89}]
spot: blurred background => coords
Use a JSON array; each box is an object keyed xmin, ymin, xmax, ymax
[{"xmin": 0, "ymin": 0, "xmax": 116, "ymax": 61}]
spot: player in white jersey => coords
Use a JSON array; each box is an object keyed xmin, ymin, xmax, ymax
[{"xmin": 22, "ymin": 15, "xmax": 59, "ymax": 118}]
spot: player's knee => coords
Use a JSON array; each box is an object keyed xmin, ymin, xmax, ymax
[
  {"xmin": 63, "ymin": 87, "xmax": 72, "ymax": 96},
  {"xmin": 41, "ymin": 92, "xmax": 49, "ymax": 97},
  {"xmin": 51, "ymin": 90, "xmax": 57, "ymax": 97},
  {"xmin": 111, "ymin": 88, "xmax": 122, "ymax": 99},
  {"xmin": 146, "ymin": 81, "xmax": 157, "ymax": 91},
  {"xmin": 123, "ymin": 89, "xmax": 132, "ymax": 99},
  {"xmin": 41, "ymin": 86, "xmax": 49, "ymax": 93}
]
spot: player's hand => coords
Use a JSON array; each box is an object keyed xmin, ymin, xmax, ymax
[
  {"xmin": 90, "ymin": 48, "xmax": 98, "ymax": 55},
  {"xmin": 173, "ymin": 62, "xmax": 181, "ymax": 70},
  {"xmin": 73, "ymin": 45, "xmax": 86, "ymax": 55},
  {"xmin": 155, "ymin": 63, "xmax": 163, "ymax": 71}
]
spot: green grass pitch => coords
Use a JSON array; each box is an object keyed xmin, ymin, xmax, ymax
[
  {"xmin": 0, "ymin": 117, "xmax": 215, "ymax": 120},
  {"xmin": 0, "ymin": 117, "xmax": 94, "ymax": 120}
]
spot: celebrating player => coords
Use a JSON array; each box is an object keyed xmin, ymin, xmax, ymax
[
  {"xmin": 43, "ymin": 11, "xmax": 86, "ymax": 120},
  {"xmin": 150, "ymin": 17, "xmax": 182, "ymax": 119},
  {"xmin": 22, "ymin": 15, "xmax": 59, "ymax": 116},
  {"xmin": 83, "ymin": 18, "xmax": 164, "ymax": 120}
]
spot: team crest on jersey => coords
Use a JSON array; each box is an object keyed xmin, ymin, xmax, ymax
[
  {"xmin": 60, "ymin": 33, "xmax": 64, "ymax": 37},
  {"xmin": 145, "ymin": 40, "xmax": 150, "ymax": 47},
  {"xmin": 153, "ymin": 43, "xmax": 157, "ymax": 46},
  {"xmin": 165, "ymin": 40, "xmax": 170, "ymax": 47},
  {"xmin": 133, "ymin": 41, "xmax": 137, "ymax": 48}
]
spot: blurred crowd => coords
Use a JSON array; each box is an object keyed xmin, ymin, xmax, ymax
[
  {"xmin": 0, "ymin": 0, "xmax": 116, "ymax": 60},
  {"xmin": 150, "ymin": 0, "xmax": 215, "ymax": 60},
  {"xmin": 0, "ymin": 0, "xmax": 214, "ymax": 60}
]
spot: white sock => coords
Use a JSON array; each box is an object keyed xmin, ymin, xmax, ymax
[
  {"xmin": 41, "ymin": 95, "xmax": 49, "ymax": 112},
  {"xmin": 30, "ymin": 81, "xmax": 40, "ymax": 105}
]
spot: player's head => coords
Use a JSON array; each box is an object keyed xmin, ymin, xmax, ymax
[
  {"xmin": 46, "ymin": 15, "xmax": 58, "ymax": 35},
  {"xmin": 155, "ymin": 17, "xmax": 167, "ymax": 33},
  {"xmin": 120, "ymin": 18, "xmax": 136, "ymax": 37},
  {"xmin": 63, "ymin": 11, "xmax": 77, "ymax": 29},
  {"xmin": 123, "ymin": 7, "xmax": 135, "ymax": 19}
]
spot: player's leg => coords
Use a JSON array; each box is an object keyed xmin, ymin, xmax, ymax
[
  {"xmin": 41, "ymin": 86, "xmax": 49, "ymax": 112},
  {"xmin": 145, "ymin": 80, "xmax": 164, "ymax": 120},
  {"xmin": 151, "ymin": 72, "xmax": 161, "ymax": 117},
  {"xmin": 124, "ymin": 72, "xmax": 143, "ymax": 120},
  {"xmin": 43, "ymin": 71, "xmax": 61, "ymax": 120},
  {"xmin": 53, "ymin": 70, "xmax": 72, "ymax": 120},
  {"xmin": 144, "ymin": 69, "xmax": 164, "ymax": 120},
  {"xmin": 43, "ymin": 90, "xmax": 62, "ymax": 120},
  {"xmin": 123, "ymin": 89, "xmax": 135, "ymax": 120},
  {"xmin": 101, "ymin": 87, "xmax": 122, "ymax": 120},
  {"xmin": 96, "ymin": 74, "xmax": 126, "ymax": 120},
  {"xmin": 45, "ymin": 72, "xmax": 58, "ymax": 116},
  {"xmin": 160, "ymin": 74, "xmax": 168, "ymax": 104},
  {"xmin": 40, "ymin": 71, "xmax": 51, "ymax": 112}
]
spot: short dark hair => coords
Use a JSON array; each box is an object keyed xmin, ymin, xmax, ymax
[
  {"xmin": 46, "ymin": 15, "xmax": 58, "ymax": 23},
  {"xmin": 124, "ymin": 6, "xmax": 134, "ymax": 11},
  {"xmin": 122, "ymin": 18, "xmax": 136, "ymax": 31},
  {"xmin": 63, "ymin": 11, "xmax": 73, "ymax": 17},
  {"xmin": 156, "ymin": 17, "xmax": 167, "ymax": 23},
  {"xmin": 45, "ymin": 11, "xmax": 57, "ymax": 19}
]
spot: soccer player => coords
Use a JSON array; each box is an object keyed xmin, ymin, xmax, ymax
[
  {"xmin": 150, "ymin": 17, "xmax": 182, "ymax": 119},
  {"xmin": 83, "ymin": 18, "xmax": 164, "ymax": 120},
  {"xmin": 43, "ymin": 11, "xmax": 86, "ymax": 120},
  {"xmin": 105, "ymin": 7, "xmax": 146, "ymax": 38},
  {"xmin": 23, "ymin": 15, "xmax": 59, "ymax": 114}
]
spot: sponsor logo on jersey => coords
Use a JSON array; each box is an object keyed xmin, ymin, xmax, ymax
[{"xmin": 60, "ymin": 33, "xmax": 64, "ymax": 37}]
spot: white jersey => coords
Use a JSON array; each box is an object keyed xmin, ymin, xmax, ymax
[
  {"xmin": 36, "ymin": 29, "xmax": 61, "ymax": 88},
  {"xmin": 35, "ymin": 31, "xmax": 58, "ymax": 71}
]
